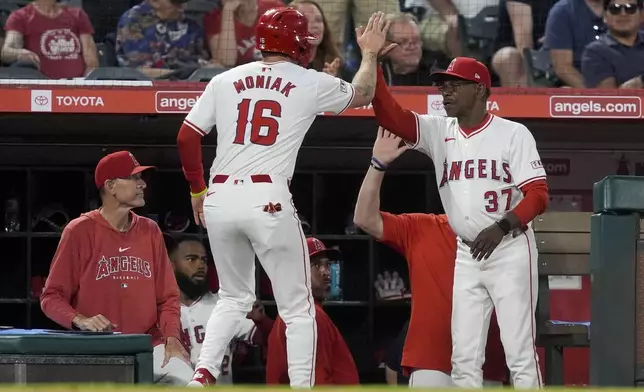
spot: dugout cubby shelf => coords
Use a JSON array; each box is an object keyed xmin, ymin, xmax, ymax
[{"xmin": 0, "ymin": 155, "xmax": 439, "ymax": 382}]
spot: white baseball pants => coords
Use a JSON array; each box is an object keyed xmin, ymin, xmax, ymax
[
  {"xmin": 451, "ymin": 230, "xmax": 543, "ymax": 389},
  {"xmin": 196, "ymin": 175, "xmax": 317, "ymax": 388},
  {"xmin": 153, "ymin": 344, "xmax": 194, "ymax": 385}
]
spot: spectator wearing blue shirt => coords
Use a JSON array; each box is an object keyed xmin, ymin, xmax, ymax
[
  {"xmin": 543, "ymin": 0, "xmax": 605, "ymax": 87},
  {"xmin": 582, "ymin": 0, "xmax": 644, "ymax": 88},
  {"xmin": 116, "ymin": 0, "xmax": 210, "ymax": 79}
]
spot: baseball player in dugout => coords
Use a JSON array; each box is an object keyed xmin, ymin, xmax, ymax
[
  {"xmin": 265, "ymin": 237, "xmax": 359, "ymax": 385},
  {"xmin": 353, "ymin": 128, "xmax": 509, "ymax": 388},
  {"xmin": 40, "ymin": 151, "xmax": 194, "ymax": 385},
  {"xmin": 176, "ymin": 6, "xmax": 394, "ymax": 388},
  {"xmin": 165, "ymin": 235, "xmax": 274, "ymax": 384},
  {"xmin": 370, "ymin": 57, "xmax": 549, "ymax": 388}
]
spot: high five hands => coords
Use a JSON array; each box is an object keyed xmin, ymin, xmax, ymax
[
  {"xmin": 355, "ymin": 12, "xmax": 398, "ymax": 59},
  {"xmin": 373, "ymin": 127, "xmax": 410, "ymax": 166}
]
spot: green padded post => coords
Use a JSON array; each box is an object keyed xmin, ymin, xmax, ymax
[
  {"xmin": 590, "ymin": 213, "xmax": 638, "ymax": 386},
  {"xmin": 590, "ymin": 176, "xmax": 644, "ymax": 386},
  {"xmin": 135, "ymin": 352, "xmax": 154, "ymax": 384}
]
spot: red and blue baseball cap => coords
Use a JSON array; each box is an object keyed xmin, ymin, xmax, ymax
[
  {"xmin": 429, "ymin": 57, "xmax": 491, "ymax": 89},
  {"xmin": 94, "ymin": 151, "xmax": 155, "ymax": 188},
  {"xmin": 307, "ymin": 237, "xmax": 341, "ymax": 260}
]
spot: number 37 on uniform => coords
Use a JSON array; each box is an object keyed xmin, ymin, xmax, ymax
[{"xmin": 484, "ymin": 189, "xmax": 512, "ymax": 213}]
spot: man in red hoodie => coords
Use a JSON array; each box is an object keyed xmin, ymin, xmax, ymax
[
  {"xmin": 265, "ymin": 237, "xmax": 359, "ymax": 385},
  {"xmin": 40, "ymin": 150, "xmax": 193, "ymax": 385}
]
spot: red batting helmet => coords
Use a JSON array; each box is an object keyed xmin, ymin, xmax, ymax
[{"xmin": 256, "ymin": 7, "xmax": 316, "ymax": 66}]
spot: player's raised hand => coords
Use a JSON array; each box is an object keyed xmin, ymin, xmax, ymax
[
  {"xmin": 372, "ymin": 127, "xmax": 410, "ymax": 166},
  {"xmin": 356, "ymin": 12, "xmax": 397, "ymax": 57},
  {"xmin": 191, "ymin": 194, "xmax": 206, "ymax": 227}
]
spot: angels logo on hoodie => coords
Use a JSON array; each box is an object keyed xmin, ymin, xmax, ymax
[{"xmin": 95, "ymin": 255, "xmax": 152, "ymax": 280}]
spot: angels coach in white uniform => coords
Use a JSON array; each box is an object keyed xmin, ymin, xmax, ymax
[
  {"xmin": 370, "ymin": 57, "xmax": 549, "ymax": 388},
  {"xmin": 176, "ymin": 7, "xmax": 393, "ymax": 388}
]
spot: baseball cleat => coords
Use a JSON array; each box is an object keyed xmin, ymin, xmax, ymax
[{"xmin": 187, "ymin": 368, "xmax": 216, "ymax": 387}]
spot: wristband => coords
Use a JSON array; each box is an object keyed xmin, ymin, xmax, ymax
[
  {"xmin": 371, "ymin": 156, "xmax": 387, "ymax": 171},
  {"xmin": 495, "ymin": 218, "xmax": 511, "ymax": 235},
  {"xmin": 190, "ymin": 188, "xmax": 208, "ymax": 198}
]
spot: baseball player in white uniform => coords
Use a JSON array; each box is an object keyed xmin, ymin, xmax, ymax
[
  {"xmin": 165, "ymin": 235, "xmax": 274, "ymax": 385},
  {"xmin": 176, "ymin": 8, "xmax": 393, "ymax": 388},
  {"xmin": 370, "ymin": 57, "xmax": 549, "ymax": 389}
]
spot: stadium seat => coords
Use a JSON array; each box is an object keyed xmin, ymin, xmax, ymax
[
  {"xmin": 97, "ymin": 42, "xmax": 117, "ymax": 67},
  {"xmin": 187, "ymin": 67, "xmax": 231, "ymax": 82},
  {"xmin": 523, "ymin": 48, "xmax": 560, "ymax": 87},
  {"xmin": 462, "ymin": 6, "xmax": 499, "ymax": 63},
  {"xmin": 0, "ymin": 66, "xmax": 48, "ymax": 79},
  {"xmin": 85, "ymin": 67, "xmax": 151, "ymax": 81}
]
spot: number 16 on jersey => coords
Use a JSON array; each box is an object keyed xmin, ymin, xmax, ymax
[{"xmin": 234, "ymin": 99, "xmax": 283, "ymax": 146}]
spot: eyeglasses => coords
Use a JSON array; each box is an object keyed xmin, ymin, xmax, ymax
[
  {"xmin": 437, "ymin": 81, "xmax": 477, "ymax": 94},
  {"xmin": 392, "ymin": 38, "xmax": 422, "ymax": 49},
  {"xmin": 606, "ymin": 3, "xmax": 640, "ymax": 15}
]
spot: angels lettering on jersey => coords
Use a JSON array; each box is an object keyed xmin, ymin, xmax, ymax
[
  {"xmin": 95, "ymin": 253, "xmax": 152, "ymax": 281},
  {"xmin": 439, "ymin": 158, "xmax": 512, "ymax": 188}
]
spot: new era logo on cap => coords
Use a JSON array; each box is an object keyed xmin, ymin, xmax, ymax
[
  {"xmin": 129, "ymin": 152, "xmax": 140, "ymax": 166},
  {"xmin": 429, "ymin": 57, "xmax": 491, "ymax": 90}
]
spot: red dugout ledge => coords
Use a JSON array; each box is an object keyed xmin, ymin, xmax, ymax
[{"xmin": 0, "ymin": 80, "xmax": 642, "ymax": 119}]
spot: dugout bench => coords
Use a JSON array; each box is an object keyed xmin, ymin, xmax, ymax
[
  {"xmin": 534, "ymin": 211, "xmax": 591, "ymax": 386},
  {"xmin": 0, "ymin": 330, "xmax": 153, "ymax": 384}
]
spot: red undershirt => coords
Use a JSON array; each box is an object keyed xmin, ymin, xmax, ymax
[{"xmin": 177, "ymin": 123, "xmax": 207, "ymax": 194}]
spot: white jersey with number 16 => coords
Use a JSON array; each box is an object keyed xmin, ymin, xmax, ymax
[{"xmin": 182, "ymin": 61, "xmax": 356, "ymax": 179}]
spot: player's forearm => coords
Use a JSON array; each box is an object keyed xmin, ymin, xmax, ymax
[
  {"xmin": 158, "ymin": 303, "xmax": 182, "ymax": 341},
  {"xmin": 372, "ymin": 66, "xmax": 417, "ymax": 142},
  {"xmin": 215, "ymin": 9, "xmax": 238, "ymax": 67},
  {"xmin": 348, "ymin": 51, "xmax": 378, "ymax": 108},
  {"xmin": 507, "ymin": 179, "xmax": 549, "ymax": 227},
  {"xmin": 40, "ymin": 287, "xmax": 79, "ymax": 329},
  {"xmin": 354, "ymin": 166, "xmax": 385, "ymax": 240},
  {"xmin": 177, "ymin": 123, "xmax": 208, "ymax": 193}
]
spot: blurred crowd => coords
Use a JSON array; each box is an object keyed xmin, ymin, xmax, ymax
[{"xmin": 1, "ymin": 0, "xmax": 644, "ymax": 87}]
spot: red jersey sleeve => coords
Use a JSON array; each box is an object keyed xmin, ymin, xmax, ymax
[
  {"xmin": 372, "ymin": 66, "xmax": 418, "ymax": 142},
  {"xmin": 379, "ymin": 212, "xmax": 422, "ymax": 256},
  {"xmin": 77, "ymin": 9, "xmax": 95, "ymax": 35},
  {"xmin": 203, "ymin": 9, "xmax": 222, "ymax": 39},
  {"xmin": 152, "ymin": 225, "xmax": 181, "ymax": 341},
  {"xmin": 4, "ymin": 7, "xmax": 26, "ymax": 33},
  {"xmin": 266, "ymin": 317, "xmax": 289, "ymax": 384},
  {"xmin": 40, "ymin": 221, "xmax": 86, "ymax": 329}
]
